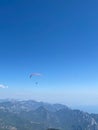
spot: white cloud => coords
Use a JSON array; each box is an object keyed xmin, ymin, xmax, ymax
[{"xmin": 0, "ymin": 84, "xmax": 8, "ymax": 89}]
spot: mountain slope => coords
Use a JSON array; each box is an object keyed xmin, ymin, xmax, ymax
[{"xmin": 0, "ymin": 99, "xmax": 98, "ymax": 130}]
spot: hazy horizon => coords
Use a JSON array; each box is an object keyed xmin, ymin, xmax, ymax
[{"xmin": 0, "ymin": 97, "xmax": 98, "ymax": 114}]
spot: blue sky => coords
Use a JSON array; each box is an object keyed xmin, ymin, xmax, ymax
[{"xmin": 0, "ymin": 0, "xmax": 98, "ymax": 111}]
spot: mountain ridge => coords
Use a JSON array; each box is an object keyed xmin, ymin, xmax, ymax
[{"xmin": 0, "ymin": 99, "xmax": 98, "ymax": 130}]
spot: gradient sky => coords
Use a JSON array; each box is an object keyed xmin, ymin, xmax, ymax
[{"xmin": 0, "ymin": 0, "xmax": 98, "ymax": 111}]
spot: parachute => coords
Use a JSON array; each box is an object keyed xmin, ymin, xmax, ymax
[
  {"xmin": 29, "ymin": 73, "xmax": 42, "ymax": 78},
  {"xmin": 29, "ymin": 73, "xmax": 42, "ymax": 85}
]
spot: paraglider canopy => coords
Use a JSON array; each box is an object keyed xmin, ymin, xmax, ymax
[
  {"xmin": 29, "ymin": 73, "xmax": 42, "ymax": 86},
  {"xmin": 29, "ymin": 73, "xmax": 42, "ymax": 78}
]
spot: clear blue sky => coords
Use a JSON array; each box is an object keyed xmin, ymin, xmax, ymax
[{"xmin": 0, "ymin": 0, "xmax": 98, "ymax": 110}]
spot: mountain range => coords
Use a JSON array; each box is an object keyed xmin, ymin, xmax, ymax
[{"xmin": 0, "ymin": 99, "xmax": 98, "ymax": 130}]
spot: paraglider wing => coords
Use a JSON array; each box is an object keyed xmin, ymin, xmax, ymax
[{"xmin": 29, "ymin": 73, "xmax": 42, "ymax": 78}]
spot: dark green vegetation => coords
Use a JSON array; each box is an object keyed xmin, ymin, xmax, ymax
[{"xmin": 0, "ymin": 99, "xmax": 98, "ymax": 130}]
